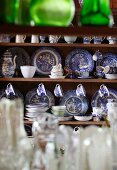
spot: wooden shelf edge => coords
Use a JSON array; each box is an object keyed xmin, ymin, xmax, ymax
[
  {"xmin": 24, "ymin": 120, "xmax": 107, "ymax": 126},
  {"xmin": 0, "ymin": 24, "xmax": 117, "ymax": 36},
  {"xmin": 1, "ymin": 77, "xmax": 117, "ymax": 83},
  {"xmin": 0, "ymin": 42, "xmax": 117, "ymax": 47}
]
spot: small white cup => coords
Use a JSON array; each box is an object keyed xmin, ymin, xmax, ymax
[
  {"xmin": 31, "ymin": 35, "xmax": 39, "ymax": 43},
  {"xmin": 20, "ymin": 66, "xmax": 36, "ymax": 78},
  {"xmin": 64, "ymin": 36, "xmax": 77, "ymax": 43},
  {"xmin": 16, "ymin": 34, "xmax": 26, "ymax": 43}
]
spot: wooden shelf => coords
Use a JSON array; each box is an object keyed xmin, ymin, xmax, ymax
[
  {"xmin": 0, "ymin": 42, "xmax": 117, "ymax": 47},
  {"xmin": 24, "ymin": 120, "xmax": 107, "ymax": 126},
  {"xmin": 1, "ymin": 77, "xmax": 117, "ymax": 83},
  {"xmin": 0, "ymin": 24, "xmax": 117, "ymax": 36}
]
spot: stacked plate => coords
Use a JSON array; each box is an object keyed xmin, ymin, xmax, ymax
[{"xmin": 25, "ymin": 103, "xmax": 49, "ymax": 118}]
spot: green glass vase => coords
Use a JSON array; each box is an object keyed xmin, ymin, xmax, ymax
[
  {"xmin": 79, "ymin": 0, "xmax": 114, "ymax": 26},
  {"xmin": 29, "ymin": 0, "xmax": 75, "ymax": 26}
]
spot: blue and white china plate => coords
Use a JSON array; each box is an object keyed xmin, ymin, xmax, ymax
[
  {"xmin": 7, "ymin": 47, "xmax": 30, "ymax": 71},
  {"xmin": 31, "ymin": 47, "xmax": 61, "ymax": 75},
  {"xmin": 99, "ymin": 53, "xmax": 117, "ymax": 67},
  {"xmin": 25, "ymin": 88, "xmax": 55, "ymax": 108},
  {"xmin": 65, "ymin": 49, "xmax": 94, "ymax": 72},
  {"xmin": 59, "ymin": 90, "xmax": 88, "ymax": 116},
  {"xmin": 91, "ymin": 88, "xmax": 117, "ymax": 113}
]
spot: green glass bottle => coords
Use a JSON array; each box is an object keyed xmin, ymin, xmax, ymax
[
  {"xmin": 14, "ymin": 0, "xmax": 31, "ymax": 25},
  {"xmin": 0, "ymin": 0, "xmax": 15, "ymax": 23},
  {"xmin": 79, "ymin": 0, "xmax": 114, "ymax": 26},
  {"xmin": 29, "ymin": 0, "xmax": 75, "ymax": 26}
]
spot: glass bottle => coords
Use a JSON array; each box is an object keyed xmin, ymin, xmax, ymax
[
  {"xmin": 29, "ymin": 0, "xmax": 75, "ymax": 26},
  {"xmin": 4, "ymin": 0, "xmax": 17, "ymax": 24},
  {"xmin": 79, "ymin": 0, "xmax": 114, "ymax": 26},
  {"xmin": 14, "ymin": 0, "xmax": 31, "ymax": 25}
]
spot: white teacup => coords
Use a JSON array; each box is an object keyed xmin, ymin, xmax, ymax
[
  {"xmin": 20, "ymin": 66, "xmax": 36, "ymax": 78},
  {"xmin": 107, "ymin": 36, "xmax": 117, "ymax": 44},
  {"xmin": 16, "ymin": 34, "xmax": 26, "ymax": 43},
  {"xmin": 31, "ymin": 35, "xmax": 39, "ymax": 43},
  {"xmin": 64, "ymin": 36, "xmax": 77, "ymax": 43},
  {"xmin": 49, "ymin": 35, "xmax": 60, "ymax": 43}
]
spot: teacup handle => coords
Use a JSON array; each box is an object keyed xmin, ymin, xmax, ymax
[{"xmin": 23, "ymin": 35, "xmax": 26, "ymax": 40}]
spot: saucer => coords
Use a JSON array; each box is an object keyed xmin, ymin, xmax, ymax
[
  {"xmin": 105, "ymin": 74, "xmax": 117, "ymax": 79},
  {"xmin": 78, "ymin": 76, "xmax": 92, "ymax": 79},
  {"xmin": 74, "ymin": 115, "xmax": 92, "ymax": 121},
  {"xmin": 49, "ymin": 75, "xmax": 65, "ymax": 79}
]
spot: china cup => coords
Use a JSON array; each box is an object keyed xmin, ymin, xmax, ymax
[
  {"xmin": 107, "ymin": 36, "xmax": 117, "ymax": 44},
  {"xmin": 20, "ymin": 66, "xmax": 36, "ymax": 78},
  {"xmin": 64, "ymin": 36, "xmax": 77, "ymax": 43}
]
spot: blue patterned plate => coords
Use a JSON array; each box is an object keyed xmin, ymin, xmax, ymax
[
  {"xmin": 31, "ymin": 47, "xmax": 61, "ymax": 75},
  {"xmin": 99, "ymin": 53, "xmax": 117, "ymax": 67},
  {"xmin": 91, "ymin": 88, "xmax": 117, "ymax": 113},
  {"xmin": 59, "ymin": 90, "xmax": 89, "ymax": 116},
  {"xmin": 65, "ymin": 49, "xmax": 94, "ymax": 72},
  {"xmin": 25, "ymin": 88, "xmax": 55, "ymax": 108}
]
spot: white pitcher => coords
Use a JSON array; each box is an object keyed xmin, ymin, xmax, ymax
[{"xmin": 15, "ymin": 34, "xmax": 26, "ymax": 43}]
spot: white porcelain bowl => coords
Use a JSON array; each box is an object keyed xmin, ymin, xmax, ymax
[
  {"xmin": 20, "ymin": 66, "xmax": 36, "ymax": 78},
  {"xmin": 52, "ymin": 105, "xmax": 66, "ymax": 111},
  {"xmin": 105, "ymin": 74, "xmax": 117, "ymax": 79},
  {"xmin": 64, "ymin": 36, "xmax": 77, "ymax": 43}
]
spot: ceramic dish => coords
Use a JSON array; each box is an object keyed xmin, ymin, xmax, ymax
[
  {"xmin": 59, "ymin": 90, "xmax": 88, "ymax": 116},
  {"xmin": 98, "ymin": 53, "xmax": 117, "ymax": 67},
  {"xmin": 74, "ymin": 115, "xmax": 92, "ymax": 121},
  {"xmin": 91, "ymin": 88, "xmax": 117, "ymax": 113},
  {"xmin": 105, "ymin": 74, "xmax": 117, "ymax": 79},
  {"xmin": 49, "ymin": 75, "xmax": 65, "ymax": 79},
  {"xmin": 65, "ymin": 48, "xmax": 94, "ymax": 73},
  {"xmin": 31, "ymin": 47, "xmax": 61, "ymax": 75},
  {"xmin": 25, "ymin": 88, "xmax": 55, "ymax": 108}
]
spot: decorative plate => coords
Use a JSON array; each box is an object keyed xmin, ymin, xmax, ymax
[
  {"xmin": 25, "ymin": 88, "xmax": 55, "ymax": 108},
  {"xmin": 65, "ymin": 49, "xmax": 94, "ymax": 72},
  {"xmin": 7, "ymin": 47, "xmax": 30, "ymax": 73},
  {"xmin": 91, "ymin": 88, "xmax": 117, "ymax": 113},
  {"xmin": 31, "ymin": 47, "xmax": 61, "ymax": 75},
  {"xmin": 59, "ymin": 90, "xmax": 88, "ymax": 116},
  {"xmin": 99, "ymin": 53, "xmax": 117, "ymax": 67}
]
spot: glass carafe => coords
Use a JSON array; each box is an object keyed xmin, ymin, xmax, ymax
[{"xmin": 29, "ymin": 0, "xmax": 75, "ymax": 26}]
